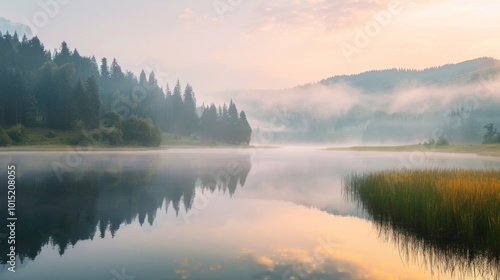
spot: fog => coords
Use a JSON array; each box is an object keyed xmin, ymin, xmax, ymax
[{"xmin": 201, "ymin": 73, "xmax": 500, "ymax": 146}]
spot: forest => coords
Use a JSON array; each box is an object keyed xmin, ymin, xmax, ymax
[{"xmin": 0, "ymin": 32, "xmax": 252, "ymax": 147}]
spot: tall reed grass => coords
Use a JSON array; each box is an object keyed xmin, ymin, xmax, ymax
[{"xmin": 343, "ymin": 169, "xmax": 500, "ymax": 277}]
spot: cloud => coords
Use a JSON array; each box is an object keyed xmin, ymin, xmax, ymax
[
  {"xmin": 246, "ymin": 0, "xmax": 407, "ymax": 35},
  {"xmin": 177, "ymin": 8, "xmax": 211, "ymax": 27},
  {"xmin": 239, "ymin": 244, "xmax": 418, "ymax": 280},
  {"xmin": 178, "ymin": 8, "xmax": 195, "ymax": 21}
]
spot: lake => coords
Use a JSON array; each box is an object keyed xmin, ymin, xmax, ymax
[{"xmin": 1, "ymin": 148, "xmax": 499, "ymax": 279}]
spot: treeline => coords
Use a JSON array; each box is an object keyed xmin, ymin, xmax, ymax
[
  {"xmin": 0, "ymin": 32, "xmax": 252, "ymax": 146},
  {"xmin": 483, "ymin": 123, "xmax": 500, "ymax": 144},
  {"xmin": 199, "ymin": 101, "xmax": 252, "ymax": 144}
]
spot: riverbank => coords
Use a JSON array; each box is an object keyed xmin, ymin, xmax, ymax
[
  {"xmin": 0, "ymin": 127, "xmax": 277, "ymax": 151},
  {"xmin": 326, "ymin": 144, "xmax": 500, "ymax": 157}
]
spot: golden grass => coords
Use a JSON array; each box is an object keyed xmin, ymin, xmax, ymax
[{"xmin": 343, "ymin": 169, "xmax": 500, "ymax": 276}]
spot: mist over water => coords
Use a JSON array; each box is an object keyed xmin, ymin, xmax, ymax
[{"xmin": 1, "ymin": 149, "xmax": 499, "ymax": 279}]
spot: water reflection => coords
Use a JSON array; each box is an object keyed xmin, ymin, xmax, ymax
[
  {"xmin": 0, "ymin": 152, "xmax": 252, "ymax": 265},
  {"xmin": 0, "ymin": 150, "xmax": 499, "ymax": 279}
]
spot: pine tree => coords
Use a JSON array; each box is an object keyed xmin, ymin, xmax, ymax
[
  {"xmin": 75, "ymin": 80, "xmax": 88, "ymax": 126},
  {"xmin": 85, "ymin": 76, "xmax": 101, "ymax": 129},
  {"xmin": 200, "ymin": 104, "xmax": 218, "ymax": 142},
  {"xmin": 110, "ymin": 58, "xmax": 124, "ymax": 86},
  {"xmin": 218, "ymin": 103, "xmax": 229, "ymax": 142},
  {"xmin": 163, "ymin": 83, "xmax": 173, "ymax": 132},
  {"xmin": 146, "ymin": 71, "xmax": 164, "ymax": 127},
  {"xmin": 182, "ymin": 83, "xmax": 197, "ymax": 136},
  {"xmin": 171, "ymin": 80, "xmax": 183, "ymax": 135},
  {"xmin": 139, "ymin": 70, "xmax": 147, "ymax": 86},
  {"xmin": 51, "ymin": 63, "xmax": 76, "ymax": 129},
  {"xmin": 238, "ymin": 111, "xmax": 252, "ymax": 145},
  {"xmin": 227, "ymin": 100, "xmax": 239, "ymax": 143},
  {"xmin": 100, "ymin": 58, "xmax": 111, "ymax": 109},
  {"xmin": 54, "ymin": 41, "xmax": 72, "ymax": 66},
  {"xmin": 100, "ymin": 58, "xmax": 109, "ymax": 79},
  {"xmin": 148, "ymin": 72, "xmax": 157, "ymax": 87}
]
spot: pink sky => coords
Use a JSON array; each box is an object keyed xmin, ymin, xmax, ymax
[{"xmin": 1, "ymin": 0, "xmax": 499, "ymax": 94}]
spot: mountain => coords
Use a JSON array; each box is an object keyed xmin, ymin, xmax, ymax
[
  {"xmin": 214, "ymin": 58, "xmax": 500, "ymax": 145},
  {"xmin": 316, "ymin": 57, "xmax": 500, "ymax": 93}
]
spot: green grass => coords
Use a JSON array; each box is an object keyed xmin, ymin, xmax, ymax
[
  {"xmin": 160, "ymin": 132, "xmax": 245, "ymax": 148},
  {"xmin": 343, "ymin": 169, "xmax": 500, "ymax": 276},
  {"xmin": 0, "ymin": 127, "xmax": 244, "ymax": 149},
  {"xmin": 328, "ymin": 144, "xmax": 500, "ymax": 157},
  {"xmin": 3, "ymin": 127, "xmax": 79, "ymax": 147}
]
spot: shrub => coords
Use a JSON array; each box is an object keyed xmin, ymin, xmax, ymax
[
  {"xmin": 69, "ymin": 120, "xmax": 88, "ymax": 145},
  {"xmin": 103, "ymin": 111, "xmax": 123, "ymax": 128},
  {"xmin": 103, "ymin": 127, "xmax": 123, "ymax": 145},
  {"xmin": 436, "ymin": 136, "xmax": 449, "ymax": 146},
  {"xmin": 423, "ymin": 137, "xmax": 449, "ymax": 146},
  {"xmin": 122, "ymin": 115, "xmax": 161, "ymax": 147},
  {"xmin": 423, "ymin": 138, "xmax": 435, "ymax": 146},
  {"xmin": 7, "ymin": 124, "xmax": 26, "ymax": 144},
  {"xmin": 0, "ymin": 127, "xmax": 12, "ymax": 146},
  {"xmin": 45, "ymin": 131, "xmax": 56, "ymax": 138}
]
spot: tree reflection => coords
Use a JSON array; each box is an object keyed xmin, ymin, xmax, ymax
[{"xmin": 0, "ymin": 153, "xmax": 252, "ymax": 264}]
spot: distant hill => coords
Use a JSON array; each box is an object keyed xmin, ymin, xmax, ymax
[
  {"xmin": 217, "ymin": 57, "xmax": 500, "ymax": 144},
  {"xmin": 0, "ymin": 17, "xmax": 32, "ymax": 37},
  {"xmin": 316, "ymin": 57, "xmax": 500, "ymax": 93}
]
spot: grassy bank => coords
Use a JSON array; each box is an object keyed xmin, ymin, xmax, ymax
[
  {"xmin": 0, "ymin": 127, "xmax": 246, "ymax": 150},
  {"xmin": 328, "ymin": 144, "xmax": 500, "ymax": 157},
  {"xmin": 2, "ymin": 127, "xmax": 79, "ymax": 147},
  {"xmin": 343, "ymin": 169, "xmax": 500, "ymax": 263},
  {"xmin": 160, "ymin": 133, "xmax": 238, "ymax": 147}
]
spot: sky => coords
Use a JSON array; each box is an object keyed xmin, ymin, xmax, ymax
[{"xmin": 0, "ymin": 0, "xmax": 499, "ymax": 96}]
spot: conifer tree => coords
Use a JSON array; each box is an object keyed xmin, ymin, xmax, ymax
[
  {"xmin": 171, "ymin": 80, "xmax": 184, "ymax": 135},
  {"xmin": 182, "ymin": 83, "xmax": 197, "ymax": 136}
]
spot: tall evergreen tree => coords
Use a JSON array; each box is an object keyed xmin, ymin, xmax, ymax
[
  {"xmin": 200, "ymin": 104, "xmax": 218, "ymax": 142},
  {"xmin": 139, "ymin": 70, "xmax": 147, "ymax": 86},
  {"xmin": 227, "ymin": 100, "xmax": 239, "ymax": 143},
  {"xmin": 100, "ymin": 57, "xmax": 110, "ymax": 79},
  {"xmin": 75, "ymin": 80, "xmax": 88, "ymax": 125},
  {"xmin": 54, "ymin": 41, "xmax": 72, "ymax": 66},
  {"xmin": 85, "ymin": 76, "xmax": 101, "ymax": 129},
  {"xmin": 163, "ymin": 84, "xmax": 173, "ymax": 132},
  {"xmin": 238, "ymin": 111, "xmax": 252, "ymax": 145},
  {"xmin": 171, "ymin": 80, "xmax": 183, "ymax": 135},
  {"xmin": 100, "ymin": 58, "xmax": 112, "ymax": 109},
  {"xmin": 51, "ymin": 63, "xmax": 76, "ymax": 129},
  {"xmin": 182, "ymin": 83, "xmax": 197, "ymax": 136}
]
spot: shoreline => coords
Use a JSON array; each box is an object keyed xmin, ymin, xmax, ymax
[
  {"xmin": 325, "ymin": 144, "xmax": 500, "ymax": 157},
  {"xmin": 1, "ymin": 144, "xmax": 498, "ymax": 157},
  {"xmin": 0, "ymin": 144, "xmax": 279, "ymax": 152}
]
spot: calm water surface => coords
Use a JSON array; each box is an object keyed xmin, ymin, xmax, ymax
[{"xmin": 0, "ymin": 149, "xmax": 499, "ymax": 279}]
